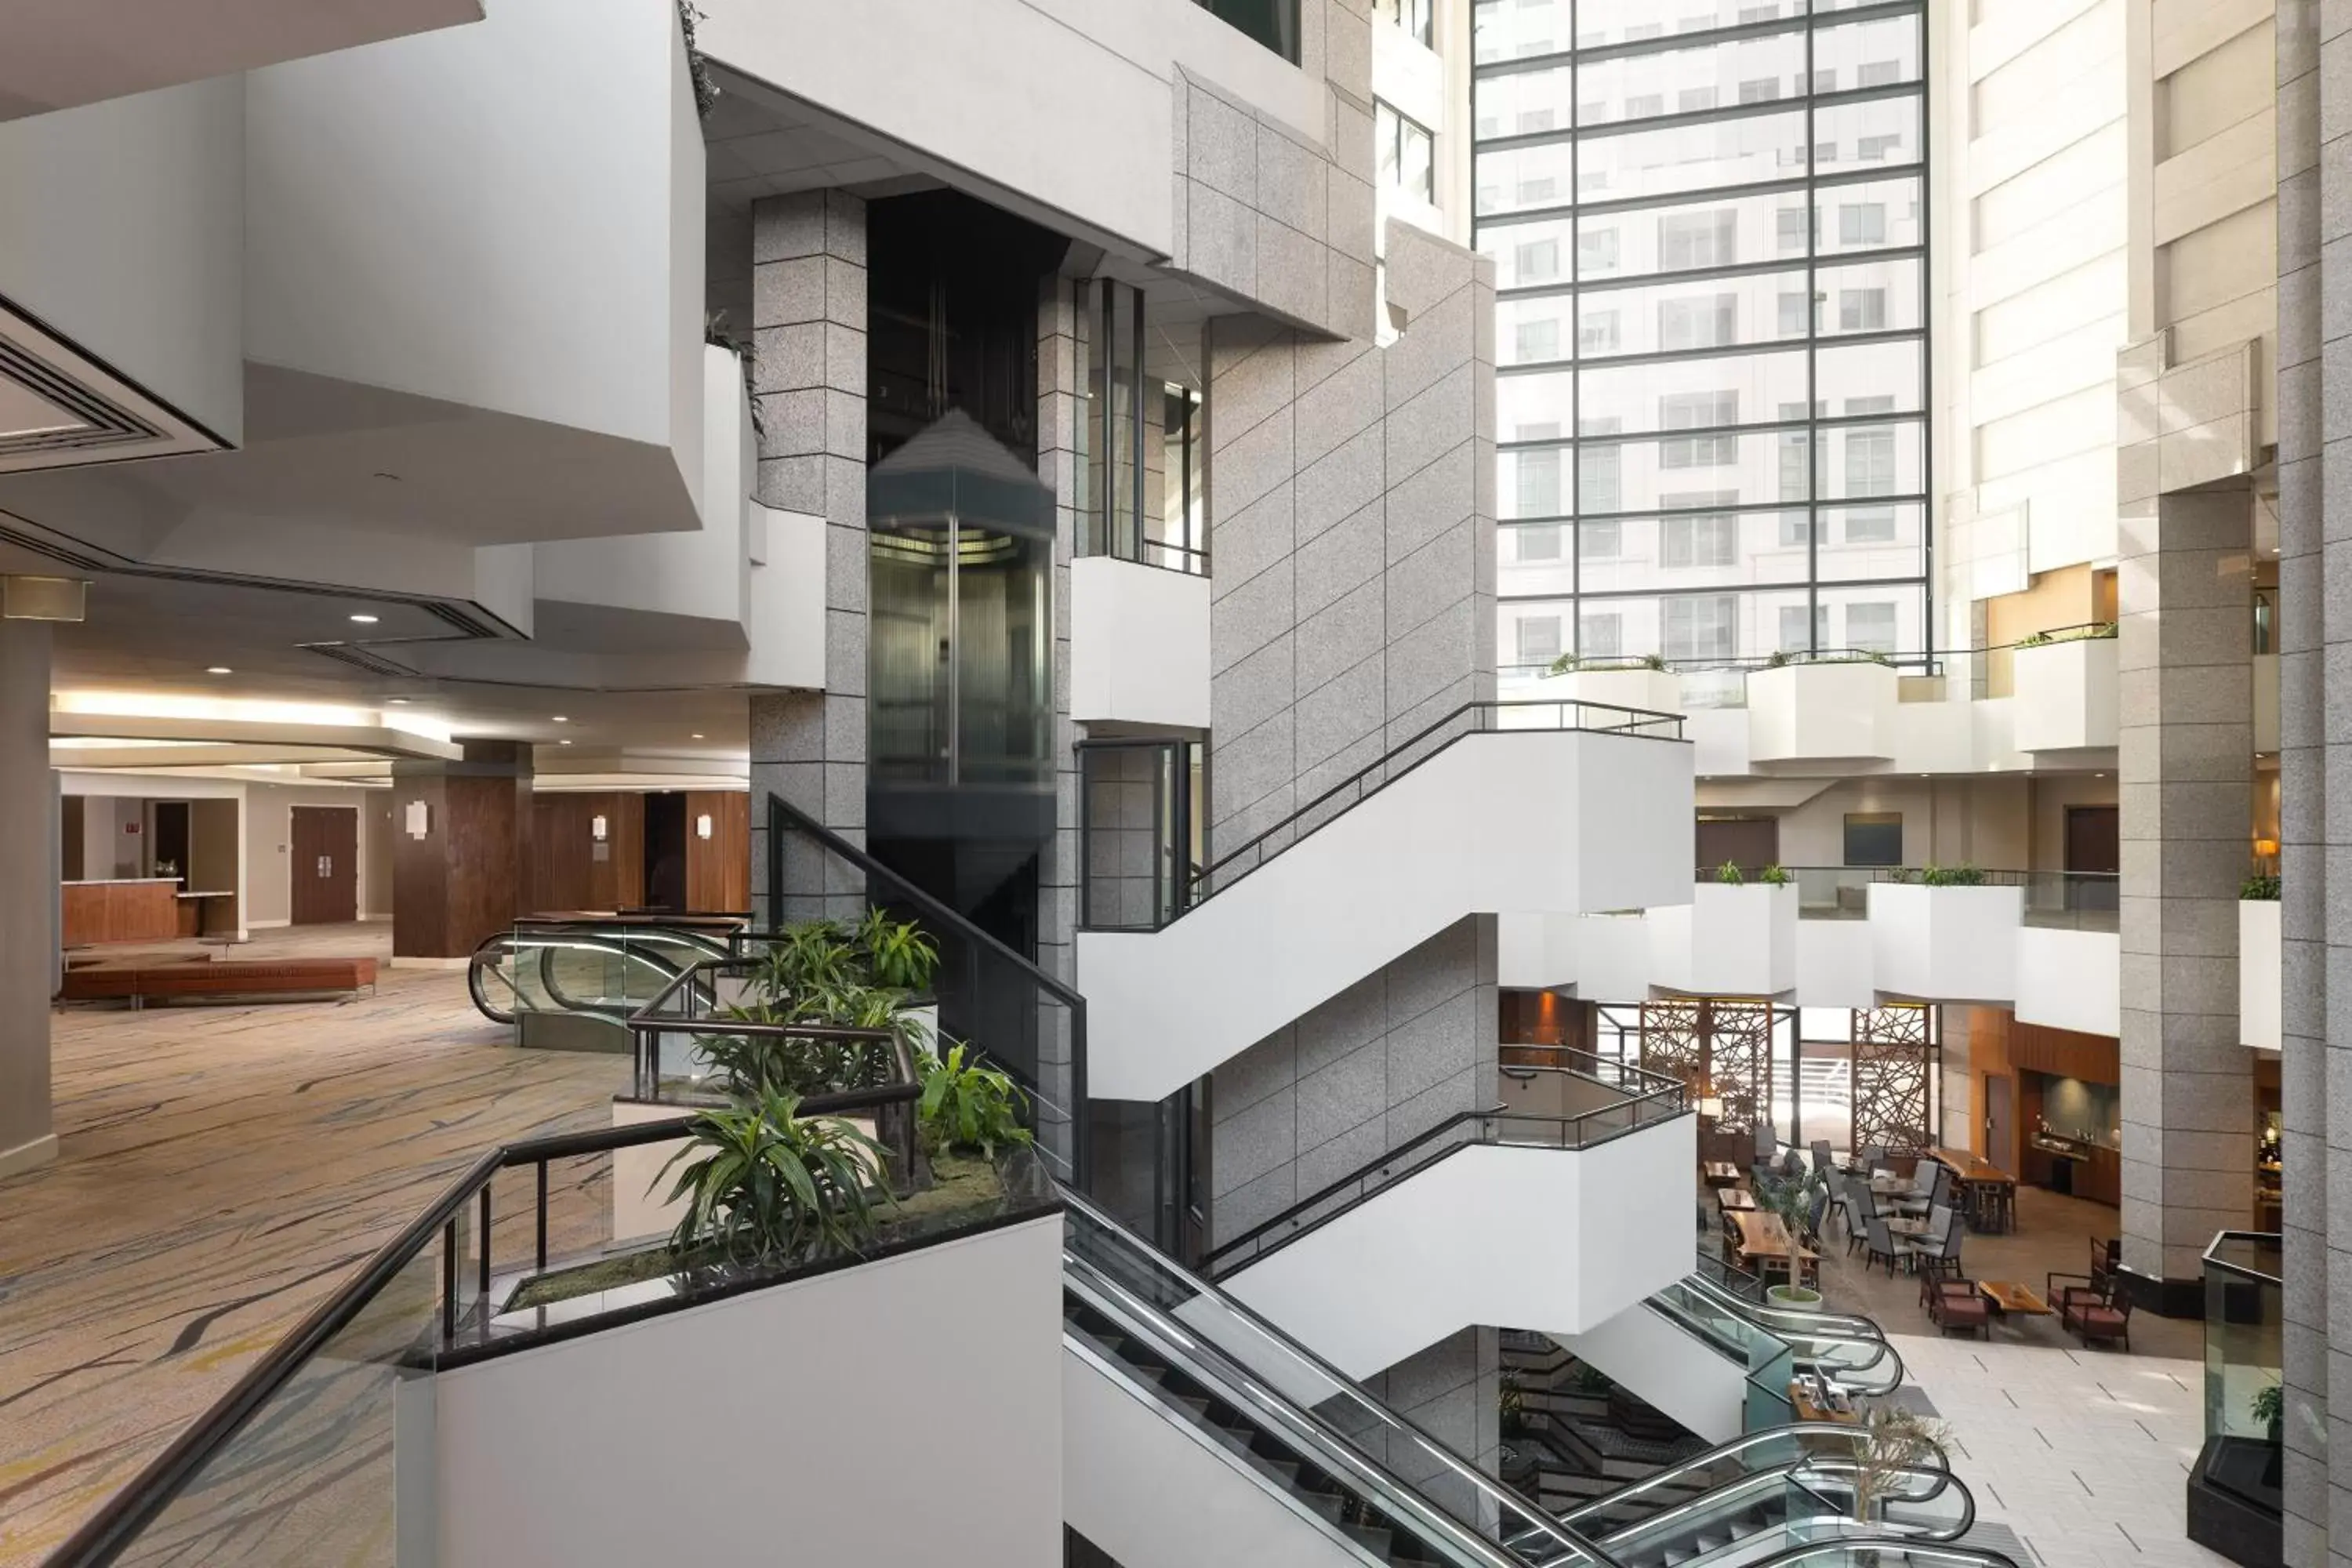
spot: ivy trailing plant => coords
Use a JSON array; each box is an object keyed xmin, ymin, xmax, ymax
[
  {"xmin": 677, "ymin": 2, "xmax": 720, "ymax": 120},
  {"xmin": 917, "ymin": 1040, "xmax": 1033, "ymax": 1160},
  {"xmin": 2241, "ymin": 873, "xmax": 2282, "ymax": 902},
  {"xmin": 658, "ymin": 1087, "xmax": 891, "ymax": 1265},
  {"xmin": 1547, "ymin": 652, "xmax": 1674, "ymax": 676},
  {"xmin": 2017, "ymin": 621, "xmax": 2118, "ymax": 649},
  {"xmin": 1757, "ymin": 864, "xmax": 1793, "ymax": 887},
  {"xmin": 1715, "ymin": 860, "xmax": 1745, "ymax": 886},
  {"xmin": 704, "ymin": 310, "xmax": 763, "ymax": 437}
]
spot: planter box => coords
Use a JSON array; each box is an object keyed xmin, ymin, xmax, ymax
[
  {"xmin": 2241, "ymin": 899, "xmax": 2281, "ymax": 1051},
  {"xmin": 1867, "ymin": 882, "xmax": 2024, "ymax": 1003},
  {"xmin": 2012, "ymin": 637, "xmax": 2118, "ymax": 752},
  {"xmin": 1650, "ymin": 884, "xmax": 1795, "ymax": 996},
  {"xmin": 1540, "ymin": 667, "xmax": 1685, "ymax": 720},
  {"xmin": 1746, "ymin": 662, "xmax": 1896, "ymax": 762}
]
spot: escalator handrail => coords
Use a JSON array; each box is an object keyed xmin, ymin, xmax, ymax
[
  {"xmin": 1674, "ymin": 1272, "xmax": 1904, "ymax": 1392},
  {"xmin": 1592, "ymin": 1457, "xmax": 1973, "ymax": 1562},
  {"xmin": 1061, "ymin": 1189, "xmax": 1617, "ymax": 1568},
  {"xmin": 467, "ymin": 924, "xmax": 728, "ymax": 1023},
  {"xmin": 1684, "ymin": 1269, "xmax": 1889, "ymax": 1344},
  {"xmin": 1783, "ymin": 1457, "xmax": 1976, "ymax": 1542},
  {"xmin": 1735, "ymin": 1541, "xmax": 2020, "ymax": 1568},
  {"xmin": 1556, "ymin": 1423, "xmax": 1944, "ymax": 1534}
]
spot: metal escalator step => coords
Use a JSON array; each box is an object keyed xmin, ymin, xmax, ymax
[
  {"xmin": 1343, "ymin": 1523, "xmax": 1394, "ymax": 1559},
  {"xmin": 1294, "ymin": 1488, "xmax": 1346, "ymax": 1524}
]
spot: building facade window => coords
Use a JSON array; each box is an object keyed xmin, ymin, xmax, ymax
[
  {"xmin": 1377, "ymin": 100, "xmax": 1437, "ymax": 205},
  {"xmin": 1517, "ymin": 613, "xmax": 1563, "ymax": 664},
  {"xmin": 1376, "ymin": 0, "xmax": 1435, "ymax": 47},
  {"xmin": 1473, "ymin": 0, "xmax": 1928, "ymax": 662}
]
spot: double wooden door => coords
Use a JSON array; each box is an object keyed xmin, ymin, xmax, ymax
[{"xmin": 290, "ymin": 807, "xmax": 357, "ymax": 925}]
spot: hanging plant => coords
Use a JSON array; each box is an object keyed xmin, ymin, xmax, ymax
[{"xmin": 677, "ymin": 2, "xmax": 720, "ymax": 120}]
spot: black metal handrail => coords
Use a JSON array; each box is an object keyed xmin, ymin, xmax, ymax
[
  {"xmin": 1180, "ymin": 696, "xmax": 1684, "ymax": 920},
  {"xmin": 1200, "ymin": 1073, "xmax": 1689, "ymax": 1278},
  {"xmin": 763, "ymin": 791, "xmax": 1088, "ymax": 1184}
]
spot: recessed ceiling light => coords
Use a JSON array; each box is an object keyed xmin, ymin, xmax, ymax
[
  {"xmin": 387, "ymin": 698, "xmax": 409, "ymax": 705},
  {"xmin": 691, "ymin": 732, "xmax": 705, "ymax": 739},
  {"xmin": 350, "ymin": 613, "xmax": 379, "ymax": 624},
  {"xmin": 551, "ymin": 715, "xmax": 568, "ymax": 723},
  {"xmin": 205, "ymin": 666, "xmax": 231, "ymax": 675},
  {"xmin": 558, "ymin": 738, "xmax": 572, "ymax": 746}
]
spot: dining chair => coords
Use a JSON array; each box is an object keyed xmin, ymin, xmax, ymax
[
  {"xmin": 1860, "ymin": 1144, "xmax": 1887, "ymax": 1169},
  {"xmin": 1895, "ymin": 1203, "xmax": 1947, "ymax": 1274},
  {"xmin": 1864, "ymin": 1212, "xmax": 1905, "ymax": 1277},
  {"xmin": 1824, "ymin": 1171, "xmax": 1854, "ymax": 1240},
  {"xmin": 1809, "ymin": 1139, "xmax": 1834, "ymax": 1174}
]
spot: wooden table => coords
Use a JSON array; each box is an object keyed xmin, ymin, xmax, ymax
[
  {"xmin": 1933, "ymin": 1148, "xmax": 2019, "ymax": 1233},
  {"xmin": 61, "ymin": 878, "xmax": 183, "ymax": 946},
  {"xmin": 1886, "ymin": 1215, "xmax": 1932, "ymax": 1238},
  {"xmin": 1702, "ymin": 1161, "xmax": 1743, "ymax": 1188},
  {"xmin": 1717, "ymin": 1187, "xmax": 1756, "ymax": 1213},
  {"xmin": 1978, "ymin": 1279, "xmax": 2052, "ymax": 1316},
  {"xmin": 1789, "ymin": 1380, "xmax": 1860, "ymax": 1424},
  {"xmin": 1730, "ymin": 1210, "xmax": 1820, "ymax": 1288}
]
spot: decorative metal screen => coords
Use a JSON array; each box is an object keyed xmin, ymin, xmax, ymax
[
  {"xmin": 1706, "ymin": 1001, "xmax": 1774, "ymax": 1138},
  {"xmin": 1638, "ymin": 999, "xmax": 1704, "ymax": 1098},
  {"xmin": 1851, "ymin": 1005, "xmax": 1934, "ymax": 1153}
]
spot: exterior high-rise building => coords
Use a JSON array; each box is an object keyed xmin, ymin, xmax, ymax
[{"xmin": 1471, "ymin": 0, "xmax": 1929, "ymax": 672}]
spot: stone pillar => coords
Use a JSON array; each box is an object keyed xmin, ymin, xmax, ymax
[
  {"xmin": 0, "ymin": 617, "xmax": 54, "ymax": 1177},
  {"xmin": 2275, "ymin": 2, "xmax": 2330, "ymax": 1559},
  {"xmin": 1036, "ymin": 276, "xmax": 1083, "ymax": 1161},
  {"xmin": 747, "ymin": 191, "xmax": 866, "ymax": 924},
  {"xmin": 390, "ymin": 739, "xmax": 532, "ymax": 961},
  {"xmin": 2114, "ymin": 379, "xmax": 2256, "ymax": 1303}
]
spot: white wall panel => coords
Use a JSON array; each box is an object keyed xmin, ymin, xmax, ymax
[
  {"xmin": 2013, "ymin": 927, "xmax": 2121, "ymax": 1036},
  {"xmin": 1554, "ymin": 1301, "xmax": 1744, "ymax": 1446},
  {"xmin": 1071, "ymin": 557, "xmax": 1211, "ymax": 730}
]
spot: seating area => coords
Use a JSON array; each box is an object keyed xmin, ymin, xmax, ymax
[
  {"xmin": 59, "ymin": 953, "xmax": 379, "ymax": 1007},
  {"xmin": 1700, "ymin": 1140, "xmax": 2181, "ymax": 1356}
]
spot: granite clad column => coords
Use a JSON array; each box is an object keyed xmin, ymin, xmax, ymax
[
  {"xmin": 1035, "ymin": 274, "xmax": 1082, "ymax": 1164},
  {"xmin": 0, "ymin": 617, "xmax": 54, "ymax": 1176},
  {"xmin": 2274, "ymin": 0, "xmax": 2330, "ymax": 1559},
  {"xmin": 747, "ymin": 191, "xmax": 867, "ymax": 924}
]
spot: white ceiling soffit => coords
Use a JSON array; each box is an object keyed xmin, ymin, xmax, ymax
[
  {"xmin": 0, "ymin": 1, "xmax": 484, "ymax": 122},
  {"xmin": 51, "ymin": 712, "xmax": 462, "ymax": 761},
  {"xmin": 0, "ymin": 298, "xmax": 227, "ymax": 473}
]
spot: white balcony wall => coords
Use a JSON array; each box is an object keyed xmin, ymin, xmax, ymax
[
  {"xmin": 1071, "ymin": 557, "xmax": 1211, "ymax": 730},
  {"xmin": 1540, "ymin": 668, "xmax": 1685, "ymax": 720},
  {"xmin": 746, "ymin": 504, "xmax": 827, "ymax": 689},
  {"xmin": 1681, "ymin": 884, "xmax": 1797, "ymax": 996},
  {"xmin": 699, "ymin": 0, "xmax": 1323, "ymax": 260},
  {"xmin": 1867, "ymin": 883, "xmax": 2024, "ymax": 1004},
  {"xmin": 1065, "ymin": 1344, "xmax": 1368, "ymax": 1568},
  {"xmin": 1794, "ymin": 920, "xmax": 1877, "ymax": 1007},
  {"xmin": 535, "ymin": 348, "xmax": 752, "ymax": 626},
  {"xmin": 0, "ymin": 76, "xmax": 245, "ymax": 442},
  {"xmin": 2241, "ymin": 898, "xmax": 2280, "ymax": 1051},
  {"xmin": 1080, "ymin": 729, "xmax": 1694, "ymax": 1102},
  {"xmin": 1746, "ymin": 664, "xmax": 1898, "ymax": 763},
  {"xmin": 2013, "ymin": 927, "xmax": 2121, "ymax": 1036},
  {"xmin": 433, "ymin": 1215, "xmax": 1062, "ymax": 1568},
  {"xmin": 2011, "ymin": 638, "xmax": 2119, "ymax": 753},
  {"xmin": 1644, "ymin": 904, "xmax": 1692, "ymax": 994},
  {"xmin": 1552, "ymin": 1301, "xmax": 1744, "ymax": 1446},
  {"xmin": 1224, "ymin": 1121, "xmax": 1696, "ymax": 1380},
  {"xmin": 244, "ymin": 0, "xmax": 705, "ymax": 531},
  {"xmin": 1500, "ymin": 913, "xmax": 1582, "ymax": 989},
  {"xmin": 1573, "ymin": 913, "xmax": 1653, "ymax": 1004}
]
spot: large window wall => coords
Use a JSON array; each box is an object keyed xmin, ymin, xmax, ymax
[{"xmin": 1472, "ymin": 0, "xmax": 1929, "ymax": 670}]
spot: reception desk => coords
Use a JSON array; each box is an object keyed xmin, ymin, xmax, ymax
[{"xmin": 62, "ymin": 878, "xmax": 184, "ymax": 946}]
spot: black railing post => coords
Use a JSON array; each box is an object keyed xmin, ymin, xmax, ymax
[
  {"xmin": 477, "ymin": 1185, "xmax": 492, "ymax": 1304},
  {"xmin": 441, "ymin": 1219, "xmax": 457, "ymax": 1343},
  {"xmin": 535, "ymin": 1160, "xmax": 550, "ymax": 1274}
]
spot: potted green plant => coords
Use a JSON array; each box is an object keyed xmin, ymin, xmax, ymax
[
  {"xmin": 2242, "ymin": 873, "xmax": 2281, "ymax": 901},
  {"xmin": 917, "ymin": 1039, "xmax": 1034, "ymax": 1160},
  {"xmin": 657, "ymin": 1086, "xmax": 893, "ymax": 1265},
  {"xmin": 1757, "ymin": 864, "xmax": 1792, "ymax": 887},
  {"xmin": 1918, "ymin": 864, "xmax": 1987, "ymax": 887},
  {"xmin": 2252, "ymin": 1380, "xmax": 2285, "ymax": 1443},
  {"xmin": 1715, "ymin": 860, "xmax": 1744, "ymax": 886},
  {"xmin": 1753, "ymin": 1169, "xmax": 1828, "ymax": 1308}
]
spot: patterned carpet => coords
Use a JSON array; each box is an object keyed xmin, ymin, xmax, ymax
[{"xmin": 0, "ymin": 926, "xmax": 619, "ymax": 1565}]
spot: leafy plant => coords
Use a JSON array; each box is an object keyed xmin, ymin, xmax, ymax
[
  {"xmin": 1499, "ymin": 1370, "xmax": 1527, "ymax": 1438},
  {"xmin": 2242, "ymin": 873, "xmax": 2282, "ymax": 902},
  {"xmin": 658, "ymin": 1088, "xmax": 891, "ymax": 1265},
  {"xmin": 1755, "ymin": 1167, "xmax": 1828, "ymax": 1246},
  {"xmin": 751, "ymin": 919, "xmax": 859, "ymax": 1004},
  {"xmin": 2252, "ymin": 1380, "xmax": 2285, "ymax": 1440},
  {"xmin": 1918, "ymin": 864, "xmax": 1986, "ymax": 887},
  {"xmin": 1766, "ymin": 649, "xmax": 1792, "ymax": 668},
  {"xmin": 1642, "ymin": 652, "xmax": 1670, "ymax": 671},
  {"xmin": 677, "ymin": 2, "xmax": 720, "ymax": 119},
  {"xmin": 1850, "ymin": 1406, "xmax": 1951, "ymax": 1524},
  {"xmin": 1715, "ymin": 860, "xmax": 1745, "ymax": 886},
  {"xmin": 2016, "ymin": 630, "xmax": 2052, "ymax": 648},
  {"xmin": 1758, "ymin": 864, "xmax": 1793, "ymax": 887},
  {"xmin": 917, "ymin": 1040, "xmax": 1033, "ymax": 1159},
  {"xmin": 704, "ymin": 309, "xmax": 764, "ymax": 437},
  {"xmin": 855, "ymin": 909, "xmax": 940, "ymax": 992},
  {"xmin": 1548, "ymin": 652, "xmax": 1580, "ymax": 675}
]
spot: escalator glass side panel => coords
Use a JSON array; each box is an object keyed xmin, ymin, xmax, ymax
[{"xmin": 1555, "ymin": 1425, "xmax": 1895, "ymax": 1537}]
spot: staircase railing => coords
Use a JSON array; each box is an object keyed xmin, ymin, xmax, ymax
[
  {"xmin": 1105, "ymin": 698, "xmax": 1682, "ymax": 931},
  {"xmin": 762, "ymin": 789, "xmax": 1089, "ymax": 1187},
  {"xmin": 1200, "ymin": 1052, "xmax": 1688, "ymax": 1278}
]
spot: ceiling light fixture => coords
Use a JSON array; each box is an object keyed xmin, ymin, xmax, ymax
[
  {"xmin": 205, "ymin": 666, "xmax": 232, "ymax": 675},
  {"xmin": 387, "ymin": 698, "xmax": 410, "ymax": 705},
  {"xmin": 350, "ymin": 613, "xmax": 379, "ymax": 624},
  {"xmin": 691, "ymin": 732, "xmax": 705, "ymax": 739},
  {"xmin": 551, "ymin": 715, "xmax": 568, "ymax": 724},
  {"xmin": 558, "ymin": 739, "xmax": 572, "ymax": 746}
]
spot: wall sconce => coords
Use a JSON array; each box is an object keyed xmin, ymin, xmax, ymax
[
  {"xmin": 1697, "ymin": 1096, "xmax": 1723, "ymax": 1120},
  {"xmin": 591, "ymin": 815, "xmax": 608, "ymax": 843},
  {"xmin": 2254, "ymin": 837, "xmax": 2279, "ymax": 858},
  {"xmin": 404, "ymin": 800, "xmax": 430, "ymax": 840},
  {"xmin": 695, "ymin": 813, "xmax": 713, "ymax": 841}
]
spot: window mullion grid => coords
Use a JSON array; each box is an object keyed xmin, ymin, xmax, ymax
[{"xmin": 1805, "ymin": 8, "xmax": 1821, "ymax": 658}]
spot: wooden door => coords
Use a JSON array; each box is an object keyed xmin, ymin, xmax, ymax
[
  {"xmin": 1695, "ymin": 816, "xmax": 1779, "ymax": 877},
  {"xmin": 290, "ymin": 807, "xmax": 358, "ymax": 924},
  {"xmin": 2065, "ymin": 804, "xmax": 2119, "ymax": 915},
  {"xmin": 1984, "ymin": 1072, "xmax": 2015, "ymax": 1178}
]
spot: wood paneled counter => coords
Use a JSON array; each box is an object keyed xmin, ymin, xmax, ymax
[{"xmin": 63, "ymin": 879, "xmax": 183, "ymax": 946}]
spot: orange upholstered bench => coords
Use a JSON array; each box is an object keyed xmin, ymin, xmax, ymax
[{"xmin": 59, "ymin": 956, "xmax": 379, "ymax": 1007}]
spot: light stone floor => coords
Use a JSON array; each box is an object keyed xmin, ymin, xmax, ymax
[
  {"xmin": 1892, "ymin": 1332, "xmax": 2234, "ymax": 1568},
  {"xmin": 0, "ymin": 925, "xmax": 619, "ymax": 1566}
]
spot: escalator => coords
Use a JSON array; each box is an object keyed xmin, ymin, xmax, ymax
[
  {"xmin": 466, "ymin": 917, "xmax": 735, "ymax": 1051},
  {"xmin": 1675, "ymin": 1261, "xmax": 1905, "ymax": 1399},
  {"xmin": 1060, "ymin": 1195, "xmax": 2013, "ymax": 1568}
]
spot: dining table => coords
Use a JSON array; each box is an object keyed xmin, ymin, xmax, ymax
[
  {"xmin": 1729, "ymin": 1209, "xmax": 1820, "ymax": 1288},
  {"xmin": 1931, "ymin": 1147, "xmax": 2019, "ymax": 1233}
]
